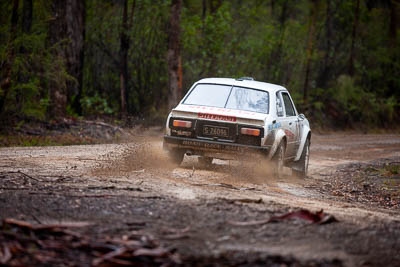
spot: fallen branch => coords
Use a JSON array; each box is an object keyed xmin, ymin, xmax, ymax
[
  {"xmin": 3, "ymin": 218, "xmax": 93, "ymax": 230},
  {"xmin": 92, "ymin": 247, "xmax": 128, "ymax": 266},
  {"xmin": 133, "ymin": 247, "xmax": 169, "ymax": 257},
  {"xmin": 223, "ymin": 198, "xmax": 263, "ymax": 204},
  {"xmin": 1, "ymin": 171, "xmax": 41, "ymax": 182},
  {"xmin": 228, "ymin": 209, "xmax": 338, "ymax": 226},
  {"xmin": 0, "ymin": 244, "xmax": 11, "ymax": 264},
  {"xmin": 161, "ymin": 226, "xmax": 191, "ymax": 240},
  {"xmin": 0, "ymin": 187, "xmax": 32, "ymax": 190},
  {"xmin": 228, "ymin": 218, "xmax": 271, "ymax": 226}
]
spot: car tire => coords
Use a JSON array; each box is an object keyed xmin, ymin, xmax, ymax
[
  {"xmin": 293, "ymin": 138, "xmax": 310, "ymax": 178},
  {"xmin": 168, "ymin": 149, "xmax": 185, "ymax": 166},
  {"xmin": 198, "ymin": 156, "xmax": 213, "ymax": 166},
  {"xmin": 272, "ymin": 141, "xmax": 285, "ymax": 178}
]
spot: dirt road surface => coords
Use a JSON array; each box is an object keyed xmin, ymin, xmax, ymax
[{"xmin": 1, "ymin": 133, "xmax": 400, "ymax": 266}]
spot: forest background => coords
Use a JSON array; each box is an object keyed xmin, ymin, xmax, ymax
[{"xmin": 0, "ymin": 0, "xmax": 399, "ymax": 131}]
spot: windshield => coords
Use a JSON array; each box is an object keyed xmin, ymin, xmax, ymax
[{"xmin": 183, "ymin": 83, "xmax": 269, "ymax": 114}]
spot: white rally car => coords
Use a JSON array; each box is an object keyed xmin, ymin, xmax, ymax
[{"xmin": 163, "ymin": 77, "xmax": 311, "ymax": 178}]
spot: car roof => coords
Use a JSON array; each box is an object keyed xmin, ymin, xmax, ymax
[{"xmin": 195, "ymin": 78, "xmax": 287, "ymax": 93}]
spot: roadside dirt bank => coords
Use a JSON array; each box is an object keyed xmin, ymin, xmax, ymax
[{"xmin": 0, "ymin": 133, "xmax": 399, "ymax": 266}]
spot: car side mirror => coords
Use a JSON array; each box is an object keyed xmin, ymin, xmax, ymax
[{"xmin": 298, "ymin": 114, "xmax": 305, "ymax": 120}]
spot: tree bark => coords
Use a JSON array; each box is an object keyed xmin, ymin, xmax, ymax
[
  {"xmin": 388, "ymin": 0, "xmax": 400, "ymax": 97},
  {"xmin": 22, "ymin": 0, "xmax": 32, "ymax": 33},
  {"xmin": 167, "ymin": 0, "xmax": 183, "ymax": 111},
  {"xmin": 389, "ymin": 0, "xmax": 399, "ymax": 48},
  {"xmin": 270, "ymin": 0, "xmax": 288, "ymax": 83},
  {"xmin": 316, "ymin": 0, "xmax": 333, "ymax": 89},
  {"xmin": 303, "ymin": 0, "xmax": 318, "ymax": 107},
  {"xmin": 0, "ymin": 0, "xmax": 19, "ymax": 114},
  {"xmin": 208, "ymin": 0, "xmax": 222, "ymax": 14},
  {"xmin": 202, "ymin": 0, "xmax": 207, "ymax": 20},
  {"xmin": 119, "ymin": 0, "xmax": 129, "ymax": 116},
  {"xmin": 48, "ymin": 0, "xmax": 85, "ymax": 118},
  {"xmin": 70, "ymin": 0, "xmax": 86, "ymax": 115},
  {"xmin": 348, "ymin": 0, "xmax": 360, "ymax": 76},
  {"xmin": 119, "ymin": 0, "xmax": 136, "ymax": 117}
]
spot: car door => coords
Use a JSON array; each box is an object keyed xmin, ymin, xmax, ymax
[{"xmin": 279, "ymin": 91, "xmax": 299, "ymax": 158}]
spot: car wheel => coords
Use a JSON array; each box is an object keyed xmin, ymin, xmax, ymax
[
  {"xmin": 293, "ymin": 138, "xmax": 310, "ymax": 178},
  {"xmin": 168, "ymin": 149, "xmax": 185, "ymax": 165},
  {"xmin": 272, "ymin": 141, "xmax": 285, "ymax": 178},
  {"xmin": 198, "ymin": 156, "xmax": 213, "ymax": 166}
]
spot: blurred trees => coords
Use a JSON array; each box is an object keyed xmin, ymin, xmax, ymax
[{"xmin": 0, "ymin": 0, "xmax": 399, "ymax": 128}]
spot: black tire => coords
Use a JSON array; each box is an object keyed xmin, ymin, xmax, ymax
[
  {"xmin": 168, "ymin": 149, "xmax": 185, "ymax": 165},
  {"xmin": 272, "ymin": 141, "xmax": 285, "ymax": 178},
  {"xmin": 293, "ymin": 138, "xmax": 310, "ymax": 178},
  {"xmin": 198, "ymin": 156, "xmax": 213, "ymax": 166}
]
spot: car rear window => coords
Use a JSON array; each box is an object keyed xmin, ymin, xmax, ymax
[
  {"xmin": 183, "ymin": 84, "xmax": 231, "ymax": 108},
  {"xmin": 183, "ymin": 83, "xmax": 269, "ymax": 114}
]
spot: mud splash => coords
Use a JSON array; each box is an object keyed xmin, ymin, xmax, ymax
[{"xmin": 92, "ymin": 140, "xmax": 175, "ymax": 177}]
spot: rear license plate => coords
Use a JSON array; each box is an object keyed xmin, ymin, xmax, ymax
[{"xmin": 203, "ymin": 125, "xmax": 229, "ymax": 138}]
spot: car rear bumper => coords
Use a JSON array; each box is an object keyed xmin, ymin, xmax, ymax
[{"xmin": 163, "ymin": 135, "xmax": 270, "ymax": 157}]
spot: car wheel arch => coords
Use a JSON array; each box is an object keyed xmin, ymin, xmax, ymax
[
  {"xmin": 295, "ymin": 127, "xmax": 311, "ymax": 161},
  {"xmin": 268, "ymin": 129, "xmax": 287, "ymax": 160}
]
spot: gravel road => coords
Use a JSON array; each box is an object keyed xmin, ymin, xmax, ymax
[{"xmin": 1, "ymin": 133, "xmax": 400, "ymax": 266}]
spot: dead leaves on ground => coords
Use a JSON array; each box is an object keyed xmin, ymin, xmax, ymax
[
  {"xmin": 0, "ymin": 209, "xmax": 337, "ymax": 265},
  {"xmin": 0, "ymin": 218, "xmax": 181, "ymax": 266}
]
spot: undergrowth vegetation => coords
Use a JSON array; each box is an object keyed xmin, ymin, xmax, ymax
[{"xmin": 0, "ymin": 1, "xmax": 399, "ymax": 130}]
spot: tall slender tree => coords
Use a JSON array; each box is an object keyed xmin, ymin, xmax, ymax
[
  {"xmin": 167, "ymin": 0, "xmax": 182, "ymax": 110},
  {"xmin": 303, "ymin": 0, "xmax": 319, "ymax": 107},
  {"xmin": 349, "ymin": 0, "xmax": 360, "ymax": 76},
  {"xmin": 0, "ymin": 0, "xmax": 19, "ymax": 114},
  {"xmin": 48, "ymin": 0, "xmax": 85, "ymax": 118},
  {"xmin": 119, "ymin": 0, "xmax": 136, "ymax": 117},
  {"xmin": 22, "ymin": 0, "xmax": 32, "ymax": 34}
]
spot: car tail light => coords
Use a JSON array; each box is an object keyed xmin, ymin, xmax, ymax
[
  {"xmin": 173, "ymin": 120, "xmax": 192, "ymax": 128},
  {"xmin": 241, "ymin": 128, "xmax": 260, "ymax": 136}
]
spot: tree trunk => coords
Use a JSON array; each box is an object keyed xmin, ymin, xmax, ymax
[
  {"xmin": 70, "ymin": 0, "xmax": 86, "ymax": 115},
  {"xmin": 119, "ymin": 0, "xmax": 128, "ymax": 116},
  {"xmin": 389, "ymin": 0, "xmax": 399, "ymax": 48},
  {"xmin": 202, "ymin": 0, "xmax": 207, "ymax": 20},
  {"xmin": 303, "ymin": 0, "xmax": 318, "ymax": 107},
  {"xmin": 48, "ymin": 0, "xmax": 85, "ymax": 118},
  {"xmin": 208, "ymin": 0, "xmax": 222, "ymax": 14},
  {"xmin": 348, "ymin": 0, "xmax": 360, "ymax": 76},
  {"xmin": 167, "ymin": 0, "xmax": 182, "ymax": 111},
  {"xmin": 388, "ymin": 0, "xmax": 400, "ymax": 97},
  {"xmin": 0, "ymin": 0, "xmax": 19, "ymax": 114},
  {"xmin": 22, "ymin": 0, "xmax": 32, "ymax": 33},
  {"xmin": 119, "ymin": 0, "xmax": 136, "ymax": 117},
  {"xmin": 316, "ymin": 0, "xmax": 332, "ymax": 89},
  {"xmin": 269, "ymin": 0, "xmax": 288, "ymax": 83}
]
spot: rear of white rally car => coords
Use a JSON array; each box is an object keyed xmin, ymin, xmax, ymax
[{"xmin": 163, "ymin": 79, "xmax": 277, "ymax": 161}]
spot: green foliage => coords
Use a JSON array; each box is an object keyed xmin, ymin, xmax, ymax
[
  {"xmin": 0, "ymin": 0, "xmax": 73, "ymax": 121},
  {"xmin": 0, "ymin": 0, "xmax": 399, "ymax": 129},
  {"xmin": 81, "ymin": 93, "xmax": 114, "ymax": 115}
]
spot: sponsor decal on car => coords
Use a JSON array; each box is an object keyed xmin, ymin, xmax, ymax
[
  {"xmin": 181, "ymin": 140, "xmax": 241, "ymax": 151},
  {"xmin": 284, "ymin": 129, "xmax": 296, "ymax": 141},
  {"xmin": 198, "ymin": 112, "xmax": 236, "ymax": 122},
  {"xmin": 268, "ymin": 122, "xmax": 282, "ymax": 130}
]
